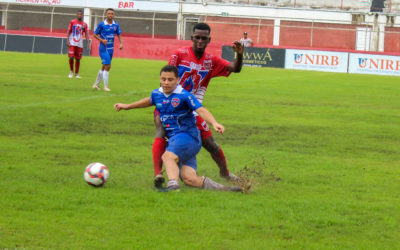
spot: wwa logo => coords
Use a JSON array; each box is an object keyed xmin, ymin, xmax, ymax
[
  {"xmin": 293, "ymin": 53, "xmax": 339, "ymax": 66},
  {"xmin": 358, "ymin": 57, "xmax": 400, "ymax": 70},
  {"xmin": 242, "ymin": 50, "xmax": 272, "ymax": 61}
]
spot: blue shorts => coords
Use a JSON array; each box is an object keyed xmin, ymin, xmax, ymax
[
  {"xmin": 166, "ymin": 132, "xmax": 201, "ymax": 170},
  {"xmin": 100, "ymin": 50, "xmax": 113, "ymax": 65}
]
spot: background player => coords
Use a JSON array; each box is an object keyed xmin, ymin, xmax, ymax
[
  {"xmin": 152, "ymin": 23, "xmax": 244, "ymax": 188},
  {"xmin": 92, "ymin": 8, "xmax": 123, "ymax": 92},
  {"xmin": 114, "ymin": 65, "xmax": 243, "ymax": 192},
  {"xmin": 67, "ymin": 10, "xmax": 89, "ymax": 79}
]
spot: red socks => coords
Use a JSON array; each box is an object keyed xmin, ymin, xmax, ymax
[
  {"xmin": 152, "ymin": 137, "xmax": 167, "ymax": 176},
  {"xmin": 211, "ymin": 148, "xmax": 229, "ymax": 177},
  {"xmin": 69, "ymin": 58, "xmax": 74, "ymax": 71},
  {"xmin": 75, "ymin": 60, "xmax": 80, "ymax": 75}
]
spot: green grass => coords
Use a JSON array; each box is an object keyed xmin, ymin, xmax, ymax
[{"xmin": 1, "ymin": 51, "xmax": 400, "ymax": 249}]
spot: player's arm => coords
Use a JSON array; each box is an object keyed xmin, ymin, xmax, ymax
[
  {"xmin": 114, "ymin": 97, "xmax": 152, "ymax": 111},
  {"xmin": 116, "ymin": 24, "xmax": 123, "ymax": 50},
  {"xmin": 250, "ymin": 40, "xmax": 254, "ymax": 47},
  {"xmin": 84, "ymin": 26, "xmax": 90, "ymax": 50},
  {"xmin": 195, "ymin": 107, "xmax": 224, "ymax": 134},
  {"xmin": 66, "ymin": 21, "xmax": 72, "ymax": 47},
  {"xmin": 186, "ymin": 93, "xmax": 224, "ymax": 134},
  {"xmin": 93, "ymin": 33, "xmax": 107, "ymax": 45},
  {"xmin": 93, "ymin": 24, "xmax": 107, "ymax": 45},
  {"xmin": 117, "ymin": 34, "xmax": 123, "ymax": 50},
  {"xmin": 227, "ymin": 41, "xmax": 244, "ymax": 73}
]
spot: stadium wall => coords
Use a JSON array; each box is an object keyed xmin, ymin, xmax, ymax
[
  {"xmin": 3, "ymin": 30, "xmax": 400, "ymax": 77},
  {"xmin": 384, "ymin": 27, "xmax": 400, "ymax": 53},
  {"xmin": 0, "ymin": 30, "xmax": 224, "ymax": 61}
]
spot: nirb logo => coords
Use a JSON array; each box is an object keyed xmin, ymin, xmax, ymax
[
  {"xmin": 358, "ymin": 58, "xmax": 368, "ymax": 68},
  {"xmin": 294, "ymin": 54, "xmax": 303, "ymax": 64}
]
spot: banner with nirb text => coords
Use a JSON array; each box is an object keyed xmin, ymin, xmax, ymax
[
  {"xmin": 285, "ymin": 49, "xmax": 348, "ymax": 73},
  {"xmin": 349, "ymin": 53, "xmax": 400, "ymax": 76}
]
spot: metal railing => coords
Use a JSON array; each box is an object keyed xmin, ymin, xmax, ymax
[{"xmin": 1, "ymin": 2, "xmax": 400, "ymax": 52}]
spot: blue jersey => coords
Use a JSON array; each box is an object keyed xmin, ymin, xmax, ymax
[
  {"xmin": 95, "ymin": 20, "xmax": 122, "ymax": 53},
  {"xmin": 150, "ymin": 85, "xmax": 203, "ymax": 140}
]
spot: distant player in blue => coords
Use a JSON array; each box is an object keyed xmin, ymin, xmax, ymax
[
  {"xmin": 114, "ymin": 65, "xmax": 243, "ymax": 192},
  {"xmin": 92, "ymin": 8, "xmax": 123, "ymax": 92}
]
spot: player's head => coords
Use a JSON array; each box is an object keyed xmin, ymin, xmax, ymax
[
  {"xmin": 105, "ymin": 8, "xmax": 115, "ymax": 20},
  {"xmin": 243, "ymin": 32, "xmax": 248, "ymax": 38},
  {"xmin": 76, "ymin": 10, "xmax": 83, "ymax": 21},
  {"xmin": 191, "ymin": 23, "xmax": 211, "ymax": 54},
  {"xmin": 160, "ymin": 65, "xmax": 179, "ymax": 94}
]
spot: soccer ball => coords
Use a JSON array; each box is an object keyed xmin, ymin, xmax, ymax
[{"xmin": 84, "ymin": 162, "xmax": 109, "ymax": 187}]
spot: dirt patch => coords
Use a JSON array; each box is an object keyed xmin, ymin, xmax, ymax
[{"xmin": 232, "ymin": 157, "xmax": 280, "ymax": 193}]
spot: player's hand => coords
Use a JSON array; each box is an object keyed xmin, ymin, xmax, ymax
[
  {"xmin": 232, "ymin": 41, "xmax": 244, "ymax": 55},
  {"xmin": 66, "ymin": 41, "xmax": 70, "ymax": 47},
  {"xmin": 119, "ymin": 44, "xmax": 123, "ymax": 50},
  {"xmin": 101, "ymin": 39, "xmax": 108, "ymax": 45},
  {"xmin": 213, "ymin": 123, "xmax": 225, "ymax": 134},
  {"xmin": 114, "ymin": 103, "xmax": 127, "ymax": 112}
]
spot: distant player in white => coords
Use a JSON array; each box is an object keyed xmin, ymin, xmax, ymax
[{"xmin": 240, "ymin": 32, "xmax": 253, "ymax": 47}]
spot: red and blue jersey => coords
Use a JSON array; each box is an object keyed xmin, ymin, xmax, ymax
[
  {"xmin": 168, "ymin": 47, "xmax": 231, "ymax": 103},
  {"xmin": 95, "ymin": 20, "xmax": 122, "ymax": 53},
  {"xmin": 150, "ymin": 85, "xmax": 203, "ymax": 140},
  {"xmin": 68, "ymin": 19, "xmax": 88, "ymax": 48}
]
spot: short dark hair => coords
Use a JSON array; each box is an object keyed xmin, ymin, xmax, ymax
[
  {"xmin": 77, "ymin": 10, "xmax": 83, "ymax": 14},
  {"xmin": 106, "ymin": 8, "xmax": 115, "ymax": 13},
  {"xmin": 160, "ymin": 65, "xmax": 179, "ymax": 78},
  {"xmin": 193, "ymin": 23, "xmax": 211, "ymax": 34}
]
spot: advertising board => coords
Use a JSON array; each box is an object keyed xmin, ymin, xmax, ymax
[
  {"xmin": 285, "ymin": 49, "xmax": 348, "ymax": 73},
  {"xmin": 349, "ymin": 53, "xmax": 400, "ymax": 76},
  {"xmin": 222, "ymin": 46, "xmax": 285, "ymax": 68}
]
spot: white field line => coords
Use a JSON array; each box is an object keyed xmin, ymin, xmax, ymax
[{"xmin": 0, "ymin": 91, "xmax": 148, "ymax": 110}]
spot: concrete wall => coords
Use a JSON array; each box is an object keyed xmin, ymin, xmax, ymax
[{"xmin": 205, "ymin": 16, "xmax": 274, "ymax": 44}]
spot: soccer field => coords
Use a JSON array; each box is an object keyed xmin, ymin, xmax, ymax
[{"xmin": 1, "ymin": 52, "xmax": 399, "ymax": 249}]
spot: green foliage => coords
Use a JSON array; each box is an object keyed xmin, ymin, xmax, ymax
[{"xmin": 1, "ymin": 52, "xmax": 399, "ymax": 249}]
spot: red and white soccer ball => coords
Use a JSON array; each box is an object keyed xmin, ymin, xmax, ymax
[{"xmin": 84, "ymin": 162, "xmax": 109, "ymax": 187}]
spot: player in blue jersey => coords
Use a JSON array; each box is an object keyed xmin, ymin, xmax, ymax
[
  {"xmin": 92, "ymin": 8, "xmax": 123, "ymax": 92},
  {"xmin": 114, "ymin": 65, "xmax": 243, "ymax": 192}
]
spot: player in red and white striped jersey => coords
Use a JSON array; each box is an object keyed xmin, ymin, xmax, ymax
[{"xmin": 67, "ymin": 10, "xmax": 89, "ymax": 79}]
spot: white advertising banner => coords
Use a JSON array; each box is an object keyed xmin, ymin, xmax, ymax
[
  {"xmin": 2, "ymin": 0, "xmax": 179, "ymax": 12},
  {"xmin": 285, "ymin": 49, "xmax": 349, "ymax": 73},
  {"xmin": 349, "ymin": 53, "xmax": 400, "ymax": 76}
]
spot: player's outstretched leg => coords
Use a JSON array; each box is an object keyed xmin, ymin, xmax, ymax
[
  {"xmin": 68, "ymin": 57, "xmax": 74, "ymax": 78},
  {"xmin": 180, "ymin": 165, "xmax": 243, "ymax": 192},
  {"xmin": 160, "ymin": 152, "xmax": 242, "ymax": 192},
  {"xmin": 153, "ymin": 114, "xmax": 167, "ymax": 188},
  {"xmin": 202, "ymin": 136, "xmax": 239, "ymax": 181}
]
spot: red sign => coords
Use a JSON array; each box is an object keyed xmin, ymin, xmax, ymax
[{"xmin": 118, "ymin": 1, "xmax": 134, "ymax": 9}]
